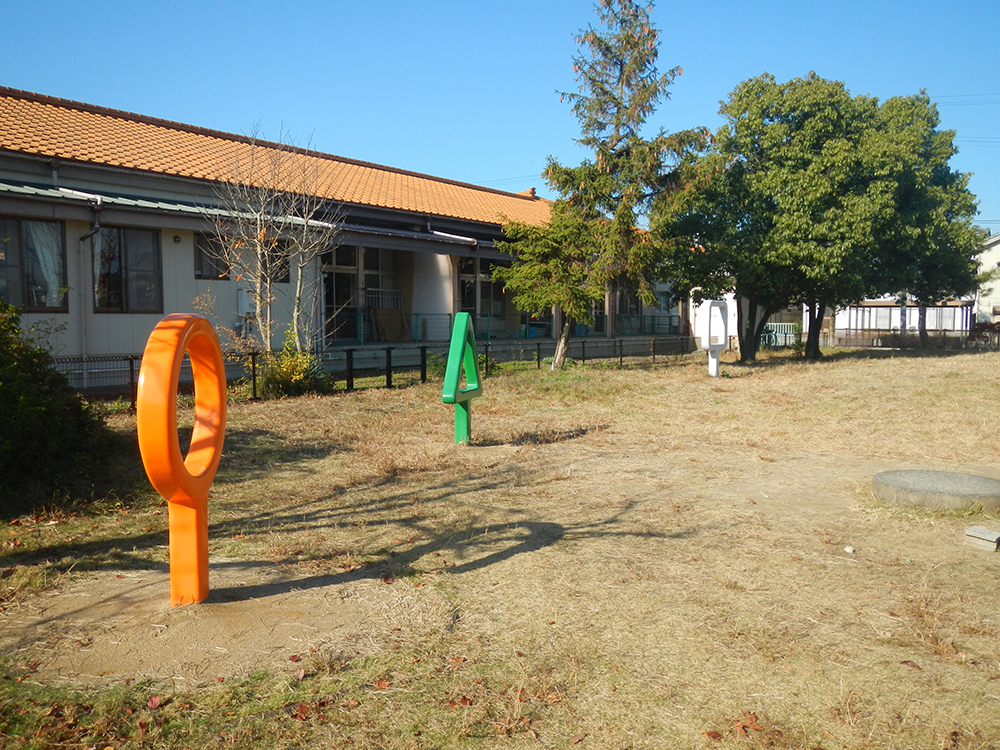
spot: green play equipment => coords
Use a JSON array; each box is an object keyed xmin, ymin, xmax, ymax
[{"xmin": 441, "ymin": 312, "xmax": 483, "ymax": 443}]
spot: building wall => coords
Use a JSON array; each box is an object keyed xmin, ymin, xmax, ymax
[
  {"xmin": 977, "ymin": 233, "xmax": 1000, "ymax": 322},
  {"xmin": 18, "ymin": 221, "xmax": 301, "ymax": 357}
]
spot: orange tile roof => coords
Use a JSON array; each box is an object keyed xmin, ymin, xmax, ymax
[{"xmin": 0, "ymin": 87, "xmax": 552, "ymax": 227}]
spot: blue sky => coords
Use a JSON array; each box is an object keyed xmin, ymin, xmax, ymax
[{"xmin": 4, "ymin": 0, "xmax": 998, "ymax": 230}]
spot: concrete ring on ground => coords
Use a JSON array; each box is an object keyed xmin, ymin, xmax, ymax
[{"xmin": 872, "ymin": 470, "xmax": 1000, "ymax": 511}]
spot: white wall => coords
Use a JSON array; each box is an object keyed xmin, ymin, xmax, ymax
[
  {"xmin": 977, "ymin": 233, "xmax": 1000, "ymax": 322},
  {"xmin": 20, "ymin": 223, "xmax": 301, "ymax": 357}
]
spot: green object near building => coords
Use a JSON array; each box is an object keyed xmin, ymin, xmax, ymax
[{"xmin": 441, "ymin": 312, "xmax": 482, "ymax": 443}]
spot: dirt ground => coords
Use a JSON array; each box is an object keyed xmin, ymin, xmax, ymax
[{"xmin": 3, "ymin": 351, "xmax": 999, "ymax": 747}]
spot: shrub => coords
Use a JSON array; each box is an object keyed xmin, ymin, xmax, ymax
[
  {"xmin": 426, "ymin": 352, "xmax": 447, "ymax": 380},
  {"xmin": 426, "ymin": 351, "xmax": 498, "ymax": 381},
  {"xmin": 0, "ymin": 303, "xmax": 111, "ymax": 516},
  {"xmin": 259, "ymin": 333, "xmax": 332, "ymax": 398}
]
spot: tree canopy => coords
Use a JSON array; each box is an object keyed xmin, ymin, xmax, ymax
[
  {"xmin": 497, "ymin": 0, "xmax": 707, "ymax": 367},
  {"xmin": 656, "ymin": 72, "xmax": 980, "ymax": 360}
]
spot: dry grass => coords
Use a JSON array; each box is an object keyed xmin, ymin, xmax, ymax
[{"xmin": 3, "ymin": 348, "xmax": 1000, "ymax": 748}]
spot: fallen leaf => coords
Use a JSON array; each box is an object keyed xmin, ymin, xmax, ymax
[
  {"xmin": 373, "ymin": 679, "xmax": 390, "ymax": 690},
  {"xmin": 571, "ymin": 731, "xmax": 587, "ymax": 744},
  {"xmin": 459, "ymin": 695, "xmax": 473, "ymax": 706},
  {"xmin": 901, "ymin": 660, "xmax": 921, "ymax": 670},
  {"xmin": 704, "ymin": 731, "xmax": 723, "ymax": 740},
  {"xmin": 293, "ymin": 668, "xmax": 306, "ymax": 681},
  {"xmin": 381, "ymin": 575, "xmax": 394, "ymax": 584},
  {"xmin": 289, "ymin": 655, "xmax": 302, "ymax": 663},
  {"xmin": 147, "ymin": 695, "xmax": 161, "ymax": 710}
]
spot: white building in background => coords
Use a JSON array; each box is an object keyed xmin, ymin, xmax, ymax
[{"xmin": 976, "ymin": 232, "xmax": 1000, "ymax": 323}]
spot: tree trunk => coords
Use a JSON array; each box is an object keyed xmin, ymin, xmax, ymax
[
  {"xmin": 551, "ymin": 317, "xmax": 573, "ymax": 370},
  {"xmin": 737, "ymin": 296, "xmax": 771, "ymax": 363},
  {"xmin": 737, "ymin": 296, "xmax": 758, "ymax": 362},
  {"xmin": 292, "ymin": 259, "xmax": 309, "ymax": 352},
  {"xmin": 804, "ymin": 301, "xmax": 826, "ymax": 360},
  {"xmin": 253, "ymin": 275, "xmax": 271, "ymax": 352},
  {"xmin": 918, "ymin": 305, "xmax": 930, "ymax": 348}
]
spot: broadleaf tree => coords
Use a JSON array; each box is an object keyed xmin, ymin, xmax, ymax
[
  {"xmin": 876, "ymin": 94, "xmax": 980, "ymax": 346},
  {"xmin": 657, "ymin": 73, "xmax": 980, "ymax": 360},
  {"xmin": 495, "ymin": 202, "xmax": 606, "ymax": 367},
  {"xmin": 496, "ymin": 0, "xmax": 708, "ymax": 368}
]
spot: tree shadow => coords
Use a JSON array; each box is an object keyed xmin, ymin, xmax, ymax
[
  {"xmin": 3, "ymin": 458, "xmax": 711, "ymax": 610},
  {"xmin": 472, "ymin": 425, "xmax": 608, "ymax": 447},
  {"xmin": 722, "ymin": 346, "xmax": 975, "ymax": 372},
  {"xmin": 213, "ymin": 426, "xmax": 352, "ymax": 485}
]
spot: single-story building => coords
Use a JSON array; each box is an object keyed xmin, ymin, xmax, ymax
[{"xmin": 0, "ymin": 87, "xmax": 686, "ymax": 359}]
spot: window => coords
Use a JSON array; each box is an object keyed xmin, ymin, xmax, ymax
[
  {"xmin": 459, "ymin": 258, "xmax": 505, "ymax": 317},
  {"xmin": 194, "ymin": 233, "xmax": 229, "ymax": 279},
  {"xmin": 322, "ymin": 244, "xmax": 359, "ymax": 340},
  {"xmin": 363, "ymin": 247, "xmax": 399, "ymax": 309},
  {"xmin": 0, "ymin": 217, "xmax": 67, "ymax": 310},
  {"xmin": 266, "ymin": 238, "xmax": 291, "ymax": 284},
  {"xmin": 93, "ymin": 227, "xmax": 162, "ymax": 313},
  {"xmin": 480, "ymin": 261, "xmax": 505, "ymax": 317}
]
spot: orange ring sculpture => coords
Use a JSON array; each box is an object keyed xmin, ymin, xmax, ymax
[{"xmin": 136, "ymin": 314, "xmax": 227, "ymax": 606}]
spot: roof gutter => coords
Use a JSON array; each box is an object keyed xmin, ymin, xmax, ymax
[
  {"xmin": 59, "ymin": 187, "xmax": 104, "ymax": 240},
  {"xmin": 427, "ymin": 220, "xmax": 477, "ymax": 247}
]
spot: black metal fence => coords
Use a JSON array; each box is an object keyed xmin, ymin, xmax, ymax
[{"xmin": 53, "ymin": 335, "xmax": 696, "ymax": 406}]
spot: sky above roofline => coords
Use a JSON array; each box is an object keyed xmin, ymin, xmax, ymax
[{"xmin": 4, "ymin": 0, "xmax": 998, "ymax": 232}]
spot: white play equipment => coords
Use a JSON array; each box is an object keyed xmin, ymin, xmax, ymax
[{"xmin": 696, "ymin": 299, "xmax": 728, "ymax": 377}]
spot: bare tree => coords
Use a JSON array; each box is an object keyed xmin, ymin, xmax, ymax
[{"xmin": 204, "ymin": 129, "xmax": 342, "ymax": 352}]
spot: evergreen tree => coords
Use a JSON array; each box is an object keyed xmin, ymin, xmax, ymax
[{"xmin": 497, "ymin": 0, "xmax": 707, "ymax": 368}]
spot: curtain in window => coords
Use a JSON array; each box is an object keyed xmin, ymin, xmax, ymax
[{"xmin": 23, "ymin": 221, "xmax": 64, "ymax": 308}]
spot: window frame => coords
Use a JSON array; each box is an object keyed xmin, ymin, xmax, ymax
[
  {"xmin": 92, "ymin": 226, "xmax": 163, "ymax": 314},
  {"xmin": 194, "ymin": 233, "xmax": 231, "ymax": 280},
  {"xmin": 0, "ymin": 216, "xmax": 68, "ymax": 312}
]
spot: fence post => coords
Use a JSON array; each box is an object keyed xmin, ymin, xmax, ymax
[
  {"xmin": 619, "ymin": 338, "xmax": 624, "ymax": 367},
  {"xmin": 581, "ymin": 339, "xmax": 586, "ymax": 365},
  {"xmin": 385, "ymin": 347, "xmax": 393, "ymax": 388},
  {"xmin": 484, "ymin": 342, "xmax": 491, "ymax": 377},
  {"xmin": 251, "ymin": 352, "xmax": 258, "ymax": 400},
  {"xmin": 651, "ymin": 338, "xmax": 655, "ymax": 365},
  {"xmin": 129, "ymin": 356, "xmax": 138, "ymax": 411},
  {"xmin": 420, "ymin": 345, "xmax": 428, "ymax": 383},
  {"xmin": 345, "ymin": 349, "xmax": 354, "ymax": 392},
  {"xmin": 536, "ymin": 342, "xmax": 541, "ymax": 369}
]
